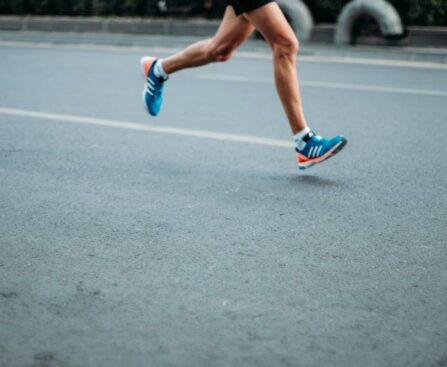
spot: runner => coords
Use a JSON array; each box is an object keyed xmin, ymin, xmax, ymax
[{"xmin": 140, "ymin": 1, "xmax": 347, "ymax": 170}]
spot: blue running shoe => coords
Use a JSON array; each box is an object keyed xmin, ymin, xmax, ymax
[
  {"xmin": 140, "ymin": 57, "xmax": 166, "ymax": 116},
  {"xmin": 296, "ymin": 132, "xmax": 347, "ymax": 170}
]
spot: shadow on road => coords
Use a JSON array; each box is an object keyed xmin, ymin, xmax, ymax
[{"xmin": 292, "ymin": 174, "xmax": 345, "ymax": 187}]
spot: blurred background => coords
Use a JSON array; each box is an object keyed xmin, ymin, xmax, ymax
[
  {"xmin": 0, "ymin": 0, "xmax": 446, "ymax": 48},
  {"xmin": 0, "ymin": 0, "xmax": 445, "ymax": 26}
]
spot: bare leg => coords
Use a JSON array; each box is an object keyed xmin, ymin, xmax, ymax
[
  {"xmin": 244, "ymin": 3, "xmax": 307, "ymax": 134},
  {"xmin": 162, "ymin": 7, "xmax": 255, "ymax": 75}
]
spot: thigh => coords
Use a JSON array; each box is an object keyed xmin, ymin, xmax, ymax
[
  {"xmin": 242, "ymin": 2, "xmax": 295, "ymax": 45},
  {"xmin": 213, "ymin": 6, "xmax": 255, "ymax": 48}
]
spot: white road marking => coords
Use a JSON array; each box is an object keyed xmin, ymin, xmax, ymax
[
  {"xmin": 0, "ymin": 40, "xmax": 446, "ymax": 70},
  {"xmin": 197, "ymin": 74, "xmax": 447, "ymax": 97},
  {"xmin": 0, "ymin": 107, "xmax": 294, "ymax": 148},
  {"xmin": 300, "ymin": 54, "xmax": 447, "ymax": 70}
]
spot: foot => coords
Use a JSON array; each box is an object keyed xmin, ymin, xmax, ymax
[
  {"xmin": 140, "ymin": 57, "xmax": 166, "ymax": 116},
  {"xmin": 296, "ymin": 132, "xmax": 347, "ymax": 170}
]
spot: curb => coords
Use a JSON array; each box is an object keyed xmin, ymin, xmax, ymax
[
  {"xmin": 0, "ymin": 16, "xmax": 220, "ymax": 37},
  {"xmin": 312, "ymin": 24, "xmax": 447, "ymax": 49},
  {"xmin": 1, "ymin": 16, "xmax": 446, "ymax": 48}
]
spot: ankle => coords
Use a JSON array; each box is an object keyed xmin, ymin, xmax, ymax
[
  {"xmin": 293, "ymin": 127, "xmax": 312, "ymax": 151},
  {"xmin": 154, "ymin": 59, "xmax": 169, "ymax": 80}
]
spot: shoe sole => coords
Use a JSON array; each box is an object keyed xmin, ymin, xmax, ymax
[{"xmin": 298, "ymin": 138, "xmax": 348, "ymax": 170}]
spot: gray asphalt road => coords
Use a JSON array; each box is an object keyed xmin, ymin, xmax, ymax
[{"xmin": 1, "ymin": 34, "xmax": 447, "ymax": 367}]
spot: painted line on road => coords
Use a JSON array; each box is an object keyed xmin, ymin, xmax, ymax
[
  {"xmin": 236, "ymin": 50, "xmax": 447, "ymax": 70},
  {"xmin": 0, "ymin": 107, "xmax": 294, "ymax": 148},
  {"xmin": 1, "ymin": 40, "xmax": 446, "ymax": 70},
  {"xmin": 197, "ymin": 74, "xmax": 447, "ymax": 97}
]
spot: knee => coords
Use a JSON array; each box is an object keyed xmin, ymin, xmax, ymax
[
  {"xmin": 207, "ymin": 40, "xmax": 238, "ymax": 62},
  {"xmin": 272, "ymin": 33, "xmax": 299, "ymax": 57}
]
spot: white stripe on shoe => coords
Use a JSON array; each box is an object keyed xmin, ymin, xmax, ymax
[{"xmin": 316, "ymin": 145, "xmax": 323, "ymax": 157}]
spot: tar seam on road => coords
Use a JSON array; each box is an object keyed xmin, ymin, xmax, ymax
[
  {"xmin": 197, "ymin": 74, "xmax": 447, "ymax": 97},
  {"xmin": 1, "ymin": 41, "xmax": 446, "ymax": 70},
  {"xmin": 0, "ymin": 107, "xmax": 295, "ymax": 148}
]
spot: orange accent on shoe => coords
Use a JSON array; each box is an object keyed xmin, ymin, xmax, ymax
[
  {"xmin": 144, "ymin": 57, "xmax": 156, "ymax": 76},
  {"xmin": 296, "ymin": 142, "xmax": 341, "ymax": 164}
]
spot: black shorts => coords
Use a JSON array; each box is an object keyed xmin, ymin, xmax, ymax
[{"xmin": 225, "ymin": 0, "xmax": 274, "ymax": 16}]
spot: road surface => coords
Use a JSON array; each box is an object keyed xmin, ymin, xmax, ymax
[{"xmin": 1, "ymin": 33, "xmax": 446, "ymax": 367}]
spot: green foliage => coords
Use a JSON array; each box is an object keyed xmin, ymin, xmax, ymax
[
  {"xmin": 0, "ymin": 0, "xmax": 446, "ymax": 26},
  {"xmin": 302, "ymin": 0, "xmax": 447, "ymax": 26},
  {"xmin": 302, "ymin": 0, "xmax": 346, "ymax": 23},
  {"xmin": 0, "ymin": 0, "xmax": 153, "ymax": 15},
  {"xmin": 402, "ymin": 0, "xmax": 447, "ymax": 26}
]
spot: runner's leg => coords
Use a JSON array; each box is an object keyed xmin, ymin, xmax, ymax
[
  {"xmin": 243, "ymin": 2, "xmax": 307, "ymax": 134},
  {"xmin": 162, "ymin": 6, "xmax": 255, "ymax": 74}
]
